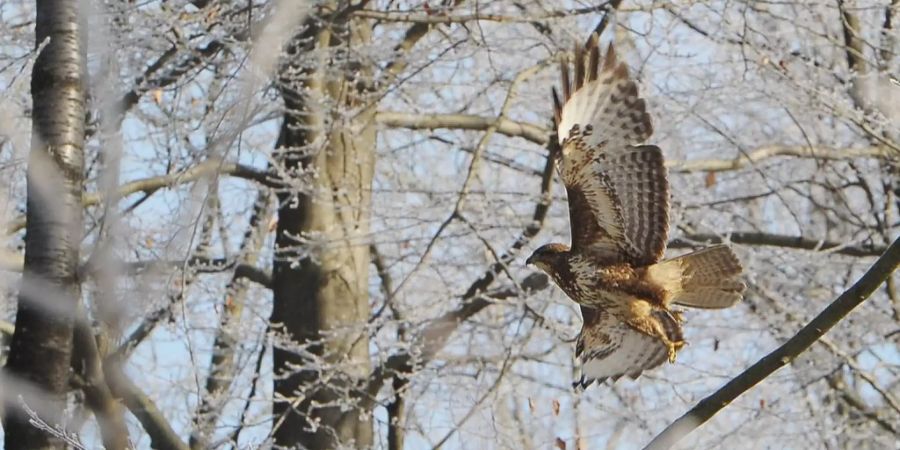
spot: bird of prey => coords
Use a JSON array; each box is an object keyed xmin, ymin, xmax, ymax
[{"xmin": 525, "ymin": 35, "xmax": 745, "ymax": 388}]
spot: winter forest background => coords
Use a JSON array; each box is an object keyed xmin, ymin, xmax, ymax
[{"xmin": 0, "ymin": 1, "xmax": 898, "ymax": 449}]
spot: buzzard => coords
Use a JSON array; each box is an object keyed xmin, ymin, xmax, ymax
[{"xmin": 526, "ymin": 35, "xmax": 745, "ymax": 388}]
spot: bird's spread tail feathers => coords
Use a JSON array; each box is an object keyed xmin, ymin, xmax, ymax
[{"xmin": 646, "ymin": 245, "xmax": 745, "ymax": 309}]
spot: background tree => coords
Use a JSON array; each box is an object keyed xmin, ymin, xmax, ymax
[
  {"xmin": 0, "ymin": 1, "xmax": 897, "ymax": 449},
  {"xmin": 2, "ymin": 2, "xmax": 93, "ymax": 449}
]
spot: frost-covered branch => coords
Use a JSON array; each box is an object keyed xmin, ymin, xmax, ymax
[
  {"xmin": 670, "ymin": 232, "xmax": 888, "ymax": 257},
  {"xmin": 191, "ymin": 191, "xmax": 272, "ymax": 448},
  {"xmin": 378, "ymin": 0, "xmax": 467, "ymax": 85},
  {"xmin": 643, "ymin": 236, "xmax": 900, "ymax": 450},
  {"xmin": 353, "ymin": 4, "xmax": 613, "ymax": 24},
  {"xmin": 377, "ymin": 111, "xmax": 890, "ymax": 172},
  {"xmin": 667, "ymin": 146, "xmax": 890, "ymax": 173},
  {"xmin": 4, "ymin": 160, "xmax": 274, "ymax": 234},
  {"xmin": 362, "ymin": 139, "xmax": 557, "ymax": 409},
  {"xmin": 110, "ymin": 1, "xmax": 260, "ymax": 127},
  {"xmin": 376, "ymin": 111, "xmax": 549, "ymax": 145}
]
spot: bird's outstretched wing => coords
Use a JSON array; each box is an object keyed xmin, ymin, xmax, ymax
[
  {"xmin": 553, "ymin": 35, "xmax": 669, "ymax": 265},
  {"xmin": 573, "ymin": 305, "xmax": 682, "ymax": 389}
]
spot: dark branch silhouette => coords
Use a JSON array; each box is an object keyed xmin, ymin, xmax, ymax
[{"xmin": 643, "ymin": 236, "xmax": 900, "ymax": 450}]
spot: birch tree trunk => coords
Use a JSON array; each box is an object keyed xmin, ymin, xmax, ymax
[
  {"xmin": 3, "ymin": 2, "xmax": 86, "ymax": 449},
  {"xmin": 270, "ymin": 15, "xmax": 376, "ymax": 448}
]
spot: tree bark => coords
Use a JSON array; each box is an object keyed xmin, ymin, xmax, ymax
[
  {"xmin": 270, "ymin": 15, "xmax": 376, "ymax": 449},
  {"xmin": 3, "ymin": 2, "xmax": 86, "ymax": 449}
]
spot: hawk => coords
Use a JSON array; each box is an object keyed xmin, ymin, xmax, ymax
[{"xmin": 525, "ymin": 35, "xmax": 745, "ymax": 388}]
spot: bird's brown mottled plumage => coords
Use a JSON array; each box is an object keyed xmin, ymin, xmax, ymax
[{"xmin": 528, "ymin": 35, "xmax": 746, "ymax": 389}]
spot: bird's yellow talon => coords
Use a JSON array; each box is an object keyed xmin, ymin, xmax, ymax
[{"xmin": 667, "ymin": 340, "xmax": 686, "ymax": 363}]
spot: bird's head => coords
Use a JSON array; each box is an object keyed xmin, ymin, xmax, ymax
[{"xmin": 525, "ymin": 243, "xmax": 570, "ymax": 272}]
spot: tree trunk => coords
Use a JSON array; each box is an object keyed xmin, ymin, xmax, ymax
[
  {"xmin": 3, "ymin": 2, "xmax": 86, "ymax": 449},
  {"xmin": 270, "ymin": 16, "xmax": 375, "ymax": 449}
]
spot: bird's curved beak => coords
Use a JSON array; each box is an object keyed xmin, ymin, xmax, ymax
[{"xmin": 525, "ymin": 255, "xmax": 535, "ymax": 266}]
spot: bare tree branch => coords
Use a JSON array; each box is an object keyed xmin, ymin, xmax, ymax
[
  {"xmin": 2, "ymin": 253, "xmax": 274, "ymax": 289},
  {"xmin": 0, "ymin": 135, "xmax": 886, "ymax": 241},
  {"xmin": 106, "ymin": 363, "xmax": 190, "ymax": 450},
  {"xmin": 754, "ymin": 285, "xmax": 900, "ymax": 430},
  {"xmin": 357, "ymin": 56, "xmax": 563, "ymax": 443},
  {"xmin": 378, "ymin": 0, "xmax": 466, "ymax": 86},
  {"xmin": 667, "ymin": 146, "xmax": 891, "ymax": 173},
  {"xmin": 353, "ymin": 4, "xmax": 612, "ymax": 24},
  {"xmin": 643, "ymin": 236, "xmax": 900, "ymax": 450},
  {"xmin": 878, "ymin": 1, "xmax": 897, "ymax": 67},
  {"xmin": 826, "ymin": 373, "xmax": 898, "ymax": 435},
  {"xmin": 8, "ymin": 229, "xmax": 877, "ymax": 286},
  {"xmin": 362, "ymin": 144, "xmax": 557, "ymax": 408},
  {"xmin": 4, "ymin": 160, "xmax": 275, "ymax": 234},
  {"xmin": 72, "ymin": 320, "xmax": 130, "ymax": 450},
  {"xmin": 386, "ymin": 375, "xmax": 406, "ymax": 450},
  {"xmin": 670, "ymin": 232, "xmax": 888, "ymax": 257},
  {"xmin": 109, "ymin": 204, "xmax": 220, "ymax": 363},
  {"xmin": 108, "ymin": 1, "xmax": 260, "ymax": 129},
  {"xmin": 588, "ymin": 0, "xmax": 623, "ymax": 40},
  {"xmin": 376, "ymin": 111, "xmax": 550, "ymax": 146},
  {"xmin": 191, "ymin": 191, "xmax": 272, "ymax": 449},
  {"xmin": 838, "ymin": 0, "xmax": 867, "ymax": 73},
  {"xmin": 224, "ymin": 331, "xmax": 268, "ymax": 448},
  {"xmin": 124, "ymin": 258, "xmax": 272, "ymax": 288},
  {"xmin": 376, "ymin": 111, "xmax": 891, "ymax": 172}
]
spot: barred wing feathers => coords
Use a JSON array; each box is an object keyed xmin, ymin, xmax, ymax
[
  {"xmin": 553, "ymin": 37, "xmax": 669, "ymax": 265},
  {"xmin": 574, "ymin": 305, "xmax": 683, "ymax": 389}
]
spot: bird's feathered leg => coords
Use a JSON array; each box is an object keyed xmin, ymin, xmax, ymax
[{"xmin": 623, "ymin": 304, "xmax": 685, "ymax": 363}]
